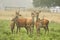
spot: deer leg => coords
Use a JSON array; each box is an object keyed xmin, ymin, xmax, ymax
[
  {"xmin": 11, "ymin": 28, "xmax": 14, "ymax": 34},
  {"xmin": 27, "ymin": 25, "xmax": 32, "ymax": 35},
  {"xmin": 44, "ymin": 27, "xmax": 47, "ymax": 34},
  {"xmin": 30, "ymin": 27, "xmax": 32, "ymax": 35},
  {"xmin": 28, "ymin": 26, "xmax": 31, "ymax": 35},
  {"xmin": 25, "ymin": 27, "xmax": 29, "ymax": 34},
  {"xmin": 25, "ymin": 28, "xmax": 28, "ymax": 34},
  {"xmin": 37, "ymin": 28, "xmax": 40, "ymax": 36},
  {"xmin": 11, "ymin": 25, "xmax": 15, "ymax": 34},
  {"xmin": 32, "ymin": 24, "xmax": 34, "ymax": 34},
  {"xmin": 38, "ymin": 28, "xmax": 40, "ymax": 34},
  {"xmin": 19, "ymin": 27, "xmax": 20, "ymax": 32},
  {"xmin": 36, "ymin": 26, "xmax": 40, "ymax": 36},
  {"xmin": 16, "ymin": 26, "xmax": 19, "ymax": 33},
  {"xmin": 32, "ymin": 24, "xmax": 34, "ymax": 31},
  {"xmin": 44, "ymin": 27, "xmax": 46, "ymax": 34},
  {"xmin": 46, "ymin": 25, "xmax": 49, "ymax": 33},
  {"xmin": 11, "ymin": 23, "xmax": 15, "ymax": 34},
  {"xmin": 11, "ymin": 26, "xmax": 13, "ymax": 33},
  {"xmin": 30, "ymin": 27, "xmax": 31, "ymax": 35}
]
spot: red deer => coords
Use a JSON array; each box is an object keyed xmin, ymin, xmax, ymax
[
  {"xmin": 10, "ymin": 11, "xmax": 35, "ymax": 34},
  {"xmin": 34, "ymin": 10, "xmax": 49, "ymax": 34},
  {"xmin": 10, "ymin": 21, "xmax": 15, "ymax": 33}
]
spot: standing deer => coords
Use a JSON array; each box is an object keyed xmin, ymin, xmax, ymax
[
  {"xmin": 34, "ymin": 10, "xmax": 49, "ymax": 34},
  {"xmin": 10, "ymin": 11, "xmax": 35, "ymax": 35}
]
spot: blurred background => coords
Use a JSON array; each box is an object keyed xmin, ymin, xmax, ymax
[{"xmin": 0, "ymin": 0, "xmax": 60, "ymax": 23}]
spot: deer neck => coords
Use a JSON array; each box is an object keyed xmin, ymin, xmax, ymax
[
  {"xmin": 36, "ymin": 15, "xmax": 39, "ymax": 22},
  {"xmin": 32, "ymin": 16, "xmax": 34, "ymax": 23}
]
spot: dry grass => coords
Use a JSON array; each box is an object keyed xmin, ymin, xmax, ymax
[{"xmin": 0, "ymin": 10, "xmax": 60, "ymax": 23}]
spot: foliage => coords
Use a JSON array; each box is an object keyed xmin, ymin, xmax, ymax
[{"xmin": 33, "ymin": 0, "xmax": 60, "ymax": 7}]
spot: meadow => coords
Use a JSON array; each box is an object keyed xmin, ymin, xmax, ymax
[
  {"xmin": 0, "ymin": 10, "xmax": 60, "ymax": 40},
  {"xmin": 0, "ymin": 19, "xmax": 60, "ymax": 40}
]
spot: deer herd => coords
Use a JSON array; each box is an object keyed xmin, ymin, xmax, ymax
[{"xmin": 10, "ymin": 10, "xmax": 49, "ymax": 35}]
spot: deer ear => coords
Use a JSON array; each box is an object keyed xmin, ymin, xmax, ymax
[
  {"xmin": 33, "ymin": 10, "xmax": 37, "ymax": 13},
  {"xmin": 19, "ymin": 14, "xmax": 21, "ymax": 16},
  {"xmin": 39, "ymin": 10, "xmax": 41, "ymax": 13},
  {"xmin": 31, "ymin": 12, "xmax": 34, "ymax": 16},
  {"xmin": 31, "ymin": 12, "xmax": 35, "ymax": 17}
]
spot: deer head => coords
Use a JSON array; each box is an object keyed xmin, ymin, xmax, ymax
[
  {"xmin": 31, "ymin": 12, "xmax": 35, "ymax": 17},
  {"xmin": 32, "ymin": 10, "xmax": 41, "ymax": 17}
]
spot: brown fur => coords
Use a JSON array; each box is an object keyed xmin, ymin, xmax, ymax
[
  {"xmin": 34, "ymin": 10, "xmax": 49, "ymax": 34},
  {"xmin": 10, "ymin": 17, "xmax": 34, "ymax": 34},
  {"xmin": 10, "ymin": 21, "xmax": 15, "ymax": 33},
  {"xmin": 35, "ymin": 18, "xmax": 49, "ymax": 34}
]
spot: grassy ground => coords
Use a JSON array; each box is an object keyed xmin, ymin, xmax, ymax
[{"xmin": 0, "ymin": 20, "xmax": 60, "ymax": 40}]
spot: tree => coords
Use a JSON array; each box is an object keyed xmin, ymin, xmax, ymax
[{"xmin": 33, "ymin": 0, "xmax": 60, "ymax": 7}]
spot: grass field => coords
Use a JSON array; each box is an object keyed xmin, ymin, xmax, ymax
[
  {"xmin": 0, "ymin": 20, "xmax": 60, "ymax": 40},
  {"xmin": 0, "ymin": 10, "xmax": 60, "ymax": 40}
]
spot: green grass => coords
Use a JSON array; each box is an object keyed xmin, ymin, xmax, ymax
[{"xmin": 0, "ymin": 20, "xmax": 60, "ymax": 40}]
